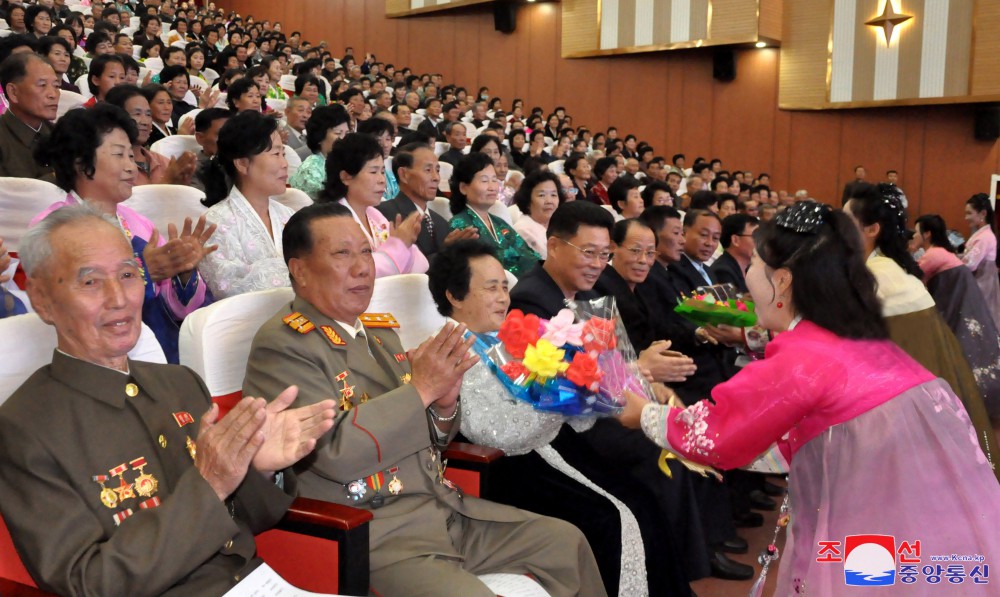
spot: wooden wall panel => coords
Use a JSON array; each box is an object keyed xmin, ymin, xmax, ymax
[{"xmin": 227, "ymin": 0, "xmax": 1000, "ymax": 227}]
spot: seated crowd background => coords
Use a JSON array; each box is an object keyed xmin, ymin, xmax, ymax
[{"xmin": 0, "ymin": 0, "xmax": 998, "ymax": 596}]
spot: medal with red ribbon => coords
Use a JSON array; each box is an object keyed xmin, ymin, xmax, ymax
[
  {"xmin": 109, "ymin": 463, "xmax": 135, "ymax": 502},
  {"xmin": 92, "ymin": 475, "xmax": 118, "ymax": 509},
  {"xmin": 129, "ymin": 457, "xmax": 158, "ymax": 498}
]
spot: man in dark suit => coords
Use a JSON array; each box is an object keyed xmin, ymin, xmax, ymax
[
  {"xmin": 437, "ymin": 121, "xmax": 467, "ymax": 167},
  {"xmin": 0, "ymin": 205, "xmax": 336, "ymax": 596},
  {"xmin": 416, "ymin": 98, "xmax": 444, "ymax": 141},
  {"xmin": 512, "ymin": 203, "xmax": 752, "ymax": 581},
  {"xmin": 375, "ymin": 144, "xmax": 478, "ymax": 259},
  {"xmin": 710, "ymin": 213, "xmax": 759, "ymax": 293}
]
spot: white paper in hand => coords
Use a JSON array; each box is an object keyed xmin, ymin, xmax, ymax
[
  {"xmin": 221, "ymin": 563, "xmax": 346, "ymax": 597},
  {"xmin": 477, "ymin": 573, "xmax": 552, "ymax": 597}
]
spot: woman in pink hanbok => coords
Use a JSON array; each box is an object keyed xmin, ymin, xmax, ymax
[
  {"xmin": 621, "ymin": 202, "xmax": 1000, "ymax": 596},
  {"xmin": 318, "ymin": 133, "xmax": 427, "ymax": 277}
]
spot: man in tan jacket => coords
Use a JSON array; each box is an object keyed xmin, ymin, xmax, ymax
[{"xmin": 244, "ymin": 202, "xmax": 606, "ymax": 597}]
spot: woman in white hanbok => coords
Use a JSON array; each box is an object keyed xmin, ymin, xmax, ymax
[{"xmin": 199, "ymin": 111, "xmax": 295, "ymax": 299}]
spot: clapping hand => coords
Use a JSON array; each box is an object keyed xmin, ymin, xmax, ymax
[
  {"xmin": 143, "ymin": 215, "xmax": 218, "ymax": 283},
  {"xmin": 443, "ymin": 226, "xmax": 479, "ymax": 245},
  {"xmin": 638, "ymin": 340, "xmax": 697, "ymax": 383},
  {"xmin": 389, "ymin": 211, "xmax": 423, "ymax": 247},
  {"xmin": 409, "ymin": 322, "xmax": 478, "ymax": 411},
  {"xmin": 195, "ymin": 398, "xmax": 268, "ymax": 501},
  {"xmin": 251, "ymin": 386, "xmax": 337, "ymax": 475}
]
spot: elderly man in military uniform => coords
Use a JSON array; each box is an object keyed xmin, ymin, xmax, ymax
[
  {"xmin": 0, "ymin": 205, "xmax": 336, "ymax": 596},
  {"xmin": 244, "ymin": 202, "xmax": 605, "ymax": 597}
]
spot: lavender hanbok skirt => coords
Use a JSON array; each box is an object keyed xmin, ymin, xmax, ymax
[{"xmin": 777, "ymin": 378, "xmax": 1000, "ymax": 596}]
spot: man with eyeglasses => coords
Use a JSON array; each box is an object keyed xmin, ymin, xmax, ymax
[{"xmin": 508, "ymin": 200, "xmax": 612, "ymax": 319}]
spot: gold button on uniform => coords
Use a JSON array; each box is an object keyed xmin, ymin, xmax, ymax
[
  {"xmin": 225, "ymin": 539, "xmax": 233, "ymax": 550},
  {"xmin": 125, "ymin": 383, "xmax": 139, "ymax": 397},
  {"xmin": 158, "ymin": 435, "xmax": 167, "ymax": 448}
]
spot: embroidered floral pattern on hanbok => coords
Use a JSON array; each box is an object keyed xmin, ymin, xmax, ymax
[{"xmin": 674, "ymin": 401, "xmax": 715, "ymax": 457}]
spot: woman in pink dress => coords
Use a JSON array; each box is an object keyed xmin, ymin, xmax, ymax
[
  {"xmin": 621, "ymin": 202, "xmax": 1000, "ymax": 596},
  {"xmin": 961, "ymin": 193, "xmax": 1000, "ymax": 329},
  {"xmin": 319, "ymin": 133, "xmax": 427, "ymax": 277}
]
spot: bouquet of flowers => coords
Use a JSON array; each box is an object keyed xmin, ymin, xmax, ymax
[
  {"xmin": 472, "ymin": 297, "xmax": 653, "ymax": 417},
  {"xmin": 674, "ymin": 283, "xmax": 757, "ymax": 328}
]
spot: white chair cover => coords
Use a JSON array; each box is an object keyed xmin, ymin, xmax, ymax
[
  {"xmin": 427, "ymin": 197, "xmax": 452, "ymax": 221},
  {"xmin": 177, "ymin": 108, "xmax": 202, "ymax": 133},
  {"xmin": 407, "ymin": 113, "xmax": 425, "ymax": 131},
  {"xmin": 0, "ymin": 178, "xmax": 68, "ymax": 252},
  {"xmin": 203, "ymin": 68, "xmax": 220, "ymax": 84},
  {"xmin": 438, "ymin": 161, "xmax": 454, "ymax": 194},
  {"xmin": 507, "ymin": 204, "xmax": 522, "ymax": 224},
  {"xmin": 143, "ymin": 57, "xmax": 164, "ymax": 74},
  {"xmin": 121, "ymin": 184, "xmax": 207, "ymax": 234},
  {"xmin": 0, "ymin": 314, "xmax": 165, "ymax": 405},
  {"xmin": 367, "ymin": 274, "xmax": 446, "ymax": 351},
  {"xmin": 488, "ymin": 201, "xmax": 513, "ymax": 226},
  {"xmin": 75, "ymin": 74, "xmax": 91, "ymax": 99},
  {"xmin": 433, "ymin": 142, "xmax": 449, "ymax": 157},
  {"xmin": 284, "ymin": 145, "xmax": 302, "ymax": 178},
  {"xmin": 273, "ymin": 188, "xmax": 313, "ymax": 213},
  {"xmin": 56, "ymin": 90, "xmax": 85, "ymax": 120},
  {"xmin": 0, "ymin": 18, "xmax": 8, "ymax": 30},
  {"xmin": 548, "ymin": 160, "xmax": 565, "ymax": 175},
  {"xmin": 150, "ymin": 135, "xmax": 201, "ymax": 160},
  {"xmin": 188, "ymin": 76, "xmax": 208, "ymax": 93},
  {"xmin": 178, "ymin": 287, "xmax": 294, "ymax": 396}
]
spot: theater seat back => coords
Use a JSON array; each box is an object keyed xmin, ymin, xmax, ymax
[
  {"xmin": 179, "ymin": 287, "xmax": 295, "ymax": 417},
  {"xmin": 0, "ymin": 514, "xmax": 35, "ymax": 588}
]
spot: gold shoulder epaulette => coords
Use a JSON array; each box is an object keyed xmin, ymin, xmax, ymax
[
  {"xmin": 359, "ymin": 313, "xmax": 399, "ymax": 329},
  {"xmin": 283, "ymin": 312, "xmax": 315, "ymax": 334}
]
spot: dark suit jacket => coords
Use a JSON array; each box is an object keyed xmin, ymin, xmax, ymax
[
  {"xmin": 668, "ymin": 253, "xmax": 718, "ymax": 295},
  {"xmin": 416, "ymin": 118, "xmax": 437, "ymax": 140},
  {"xmin": 709, "ymin": 252, "xmax": 748, "ymax": 293},
  {"xmin": 509, "ymin": 263, "xmax": 593, "ymax": 319},
  {"xmin": 0, "ymin": 111, "xmax": 54, "ymax": 180},
  {"xmin": 375, "ymin": 192, "xmax": 448, "ymax": 257},
  {"xmin": 593, "ymin": 266, "xmax": 655, "ymax": 351},
  {"xmin": 439, "ymin": 148, "xmax": 464, "ymax": 166},
  {"xmin": 646, "ymin": 261, "xmax": 738, "ymax": 404},
  {"xmin": 0, "ymin": 352, "xmax": 294, "ymax": 596}
]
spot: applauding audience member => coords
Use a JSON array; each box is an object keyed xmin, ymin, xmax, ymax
[
  {"xmin": 318, "ymin": 132, "xmax": 427, "ymax": 276},
  {"xmin": 31, "ymin": 105, "xmax": 214, "ymax": 362}
]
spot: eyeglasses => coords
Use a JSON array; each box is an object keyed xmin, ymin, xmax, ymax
[
  {"xmin": 556, "ymin": 237, "xmax": 611, "ymax": 263},
  {"xmin": 621, "ymin": 247, "xmax": 657, "ymax": 260}
]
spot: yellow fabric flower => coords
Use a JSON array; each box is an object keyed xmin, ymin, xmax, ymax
[{"xmin": 522, "ymin": 339, "xmax": 569, "ymax": 379}]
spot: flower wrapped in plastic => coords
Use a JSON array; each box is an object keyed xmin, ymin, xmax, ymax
[
  {"xmin": 470, "ymin": 300, "xmax": 652, "ymax": 417},
  {"xmin": 674, "ymin": 283, "xmax": 758, "ymax": 328}
]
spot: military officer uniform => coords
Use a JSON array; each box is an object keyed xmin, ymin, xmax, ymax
[
  {"xmin": 244, "ymin": 297, "xmax": 606, "ymax": 597},
  {"xmin": 0, "ymin": 351, "xmax": 295, "ymax": 597}
]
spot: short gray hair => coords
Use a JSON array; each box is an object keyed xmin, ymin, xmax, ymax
[{"xmin": 19, "ymin": 204, "xmax": 120, "ymax": 277}]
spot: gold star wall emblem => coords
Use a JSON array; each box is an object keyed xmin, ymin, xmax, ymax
[{"xmin": 866, "ymin": 1, "xmax": 912, "ymax": 46}]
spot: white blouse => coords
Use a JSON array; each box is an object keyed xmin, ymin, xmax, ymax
[{"xmin": 200, "ymin": 186, "xmax": 295, "ymax": 299}]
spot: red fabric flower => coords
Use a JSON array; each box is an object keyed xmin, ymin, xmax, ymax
[
  {"xmin": 501, "ymin": 361, "xmax": 530, "ymax": 381},
  {"xmin": 582, "ymin": 317, "xmax": 617, "ymax": 354},
  {"xmin": 498, "ymin": 309, "xmax": 541, "ymax": 358},
  {"xmin": 565, "ymin": 352, "xmax": 602, "ymax": 391}
]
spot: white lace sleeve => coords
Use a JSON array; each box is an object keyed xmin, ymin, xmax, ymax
[
  {"xmin": 199, "ymin": 200, "xmax": 291, "ymax": 299},
  {"xmin": 459, "ymin": 361, "xmax": 566, "ymax": 456}
]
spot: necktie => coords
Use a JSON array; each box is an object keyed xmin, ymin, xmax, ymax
[
  {"xmin": 422, "ymin": 210, "xmax": 435, "ymax": 242},
  {"xmin": 693, "ymin": 261, "xmax": 713, "ymax": 286}
]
